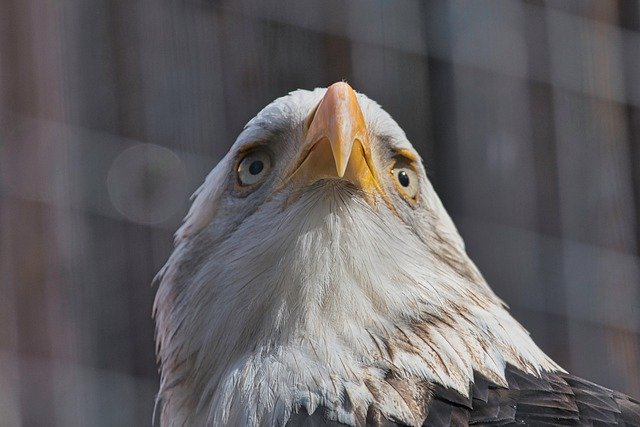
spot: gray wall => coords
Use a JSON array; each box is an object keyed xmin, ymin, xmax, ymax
[{"xmin": 1, "ymin": 0, "xmax": 639, "ymax": 425}]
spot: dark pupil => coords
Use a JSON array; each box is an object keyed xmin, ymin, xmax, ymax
[
  {"xmin": 397, "ymin": 170, "xmax": 410, "ymax": 187},
  {"xmin": 249, "ymin": 160, "xmax": 264, "ymax": 175}
]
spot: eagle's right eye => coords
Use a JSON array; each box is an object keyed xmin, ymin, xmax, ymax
[{"xmin": 237, "ymin": 150, "xmax": 272, "ymax": 186}]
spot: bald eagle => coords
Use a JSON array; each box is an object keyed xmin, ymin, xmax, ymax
[{"xmin": 153, "ymin": 83, "xmax": 640, "ymax": 426}]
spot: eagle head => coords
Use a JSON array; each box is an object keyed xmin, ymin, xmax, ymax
[{"xmin": 153, "ymin": 83, "xmax": 560, "ymax": 426}]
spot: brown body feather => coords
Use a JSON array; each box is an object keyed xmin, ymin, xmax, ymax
[{"xmin": 288, "ymin": 364, "xmax": 640, "ymax": 426}]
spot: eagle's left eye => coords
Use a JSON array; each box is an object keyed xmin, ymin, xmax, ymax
[
  {"xmin": 391, "ymin": 162, "xmax": 419, "ymax": 200},
  {"xmin": 237, "ymin": 150, "xmax": 272, "ymax": 186}
]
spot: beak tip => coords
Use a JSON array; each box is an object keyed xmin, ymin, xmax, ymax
[{"xmin": 305, "ymin": 81, "xmax": 367, "ymax": 180}]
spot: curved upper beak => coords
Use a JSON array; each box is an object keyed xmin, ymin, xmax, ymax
[{"xmin": 289, "ymin": 82, "xmax": 378, "ymax": 192}]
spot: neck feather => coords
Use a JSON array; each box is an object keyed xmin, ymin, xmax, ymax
[{"xmin": 154, "ymin": 187, "xmax": 560, "ymax": 426}]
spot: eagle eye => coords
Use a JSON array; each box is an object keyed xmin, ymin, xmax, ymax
[
  {"xmin": 391, "ymin": 160, "xmax": 419, "ymax": 200},
  {"xmin": 237, "ymin": 150, "xmax": 272, "ymax": 186}
]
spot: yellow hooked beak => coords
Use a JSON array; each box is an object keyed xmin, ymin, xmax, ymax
[{"xmin": 289, "ymin": 82, "xmax": 380, "ymax": 194}]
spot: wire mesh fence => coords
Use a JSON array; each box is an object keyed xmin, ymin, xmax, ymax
[{"xmin": 1, "ymin": 0, "xmax": 639, "ymax": 425}]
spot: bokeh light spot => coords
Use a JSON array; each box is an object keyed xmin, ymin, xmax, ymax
[{"xmin": 107, "ymin": 143, "xmax": 187, "ymax": 225}]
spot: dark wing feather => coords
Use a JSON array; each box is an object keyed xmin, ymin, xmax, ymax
[
  {"xmin": 427, "ymin": 365, "xmax": 640, "ymax": 426},
  {"xmin": 287, "ymin": 364, "xmax": 640, "ymax": 426}
]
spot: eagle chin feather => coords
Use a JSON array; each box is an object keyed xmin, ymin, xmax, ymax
[{"xmin": 153, "ymin": 85, "xmax": 639, "ymax": 426}]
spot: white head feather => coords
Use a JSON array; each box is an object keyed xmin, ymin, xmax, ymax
[{"xmin": 154, "ymin": 85, "xmax": 561, "ymax": 426}]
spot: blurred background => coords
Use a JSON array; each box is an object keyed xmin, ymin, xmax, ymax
[{"xmin": 1, "ymin": 0, "xmax": 639, "ymax": 425}]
